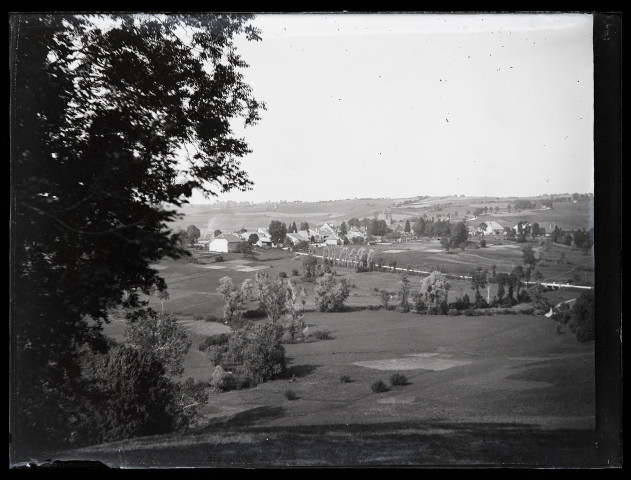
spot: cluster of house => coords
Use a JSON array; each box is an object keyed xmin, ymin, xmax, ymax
[
  {"xmin": 469, "ymin": 220, "xmax": 553, "ymax": 237},
  {"xmin": 204, "ymin": 222, "xmax": 372, "ymax": 253},
  {"xmin": 201, "ymin": 218, "xmax": 552, "ymax": 252}
]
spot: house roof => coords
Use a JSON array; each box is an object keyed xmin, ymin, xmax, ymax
[
  {"xmin": 257, "ymin": 236, "xmax": 272, "ymax": 243},
  {"xmin": 286, "ymin": 232, "xmax": 308, "ymax": 242},
  {"xmin": 485, "ymin": 221, "xmax": 505, "ymax": 231},
  {"xmin": 216, "ymin": 233, "xmax": 243, "ymax": 243}
]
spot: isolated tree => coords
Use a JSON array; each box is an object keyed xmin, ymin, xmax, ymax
[
  {"xmin": 248, "ymin": 233, "xmax": 259, "ymax": 245},
  {"xmin": 11, "ymin": 13, "xmax": 264, "ymax": 453},
  {"xmin": 470, "ymin": 267, "xmax": 488, "ymax": 307},
  {"xmin": 510, "ymin": 265, "xmax": 525, "ymax": 299},
  {"xmin": 380, "ymin": 290, "xmax": 390, "ymax": 309},
  {"xmin": 531, "ymin": 223, "xmax": 540, "ymax": 238},
  {"xmin": 290, "ymin": 222, "xmax": 298, "ymax": 233},
  {"xmin": 404, "ymin": 219, "xmax": 411, "ymax": 233},
  {"xmin": 217, "ymin": 277, "xmax": 254, "ymax": 326},
  {"xmin": 301, "ymin": 254, "xmax": 318, "ymax": 282},
  {"xmin": 283, "ymin": 280, "xmax": 307, "ymax": 342},
  {"xmin": 214, "ymin": 229, "xmax": 223, "ymax": 237},
  {"xmin": 314, "ymin": 274, "xmax": 350, "ymax": 312},
  {"xmin": 268, "ymin": 220, "xmax": 287, "ymax": 245},
  {"xmin": 186, "ymin": 225, "xmax": 201, "ymax": 245},
  {"xmin": 522, "ymin": 245, "xmax": 537, "ymax": 269},
  {"xmin": 340, "ymin": 221, "xmax": 348, "ymax": 235},
  {"xmin": 415, "ymin": 271, "xmax": 451, "ymax": 315},
  {"xmin": 450, "ymin": 221, "xmax": 468, "ymax": 248},
  {"xmin": 399, "ymin": 274, "xmax": 411, "ymax": 312},
  {"xmin": 299, "ymin": 221, "xmax": 310, "ymax": 231},
  {"xmin": 255, "ymin": 271, "xmax": 287, "ymax": 325},
  {"xmin": 478, "ymin": 222, "xmax": 488, "ymax": 234},
  {"xmin": 239, "ymin": 241, "xmax": 256, "ymax": 259}
]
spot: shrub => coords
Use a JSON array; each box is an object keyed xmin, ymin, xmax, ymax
[
  {"xmin": 205, "ymin": 314, "xmax": 220, "ymax": 323},
  {"xmin": 464, "ymin": 309, "xmax": 476, "ymax": 316},
  {"xmin": 83, "ymin": 345, "xmax": 181, "ymax": 444},
  {"xmin": 374, "ymin": 287, "xmax": 380, "ymax": 292},
  {"xmin": 389, "ymin": 373, "xmax": 408, "ymax": 386},
  {"xmin": 242, "ymin": 308, "xmax": 267, "ymax": 319},
  {"xmin": 284, "ymin": 390, "xmax": 297, "ymax": 401},
  {"xmin": 448, "ymin": 309, "xmax": 461, "ymax": 316},
  {"xmin": 339, "ymin": 375, "xmax": 352, "ymax": 384},
  {"xmin": 193, "ymin": 314, "xmax": 204, "ymax": 321},
  {"xmin": 209, "ymin": 365, "xmax": 236, "ymax": 392},
  {"xmin": 215, "ymin": 255, "xmax": 224, "ymax": 263},
  {"xmin": 292, "ymin": 269, "xmax": 299, "ymax": 276},
  {"xmin": 480, "ymin": 239, "xmax": 487, "ymax": 248},
  {"xmin": 371, "ymin": 380, "xmax": 389, "ymax": 393},
  {"xmin": 312, "ymin": 330, "xmax": 331, "ymax": 341},
  {"xmin": 124, "ymin": 310, "xmax": 192, "ymax": 377},
  {"xmin": 224, "ymin": 323, "xmax": 286, "ymax": 384},
  {"xmin": 314, "ymin": 274, "xmax": 350, "ymax": 312},
  {"xmin": 198, "ymin": 333, "xmax": 230, "ymax": 352},
  {"xmin": 278, "ymin": 271, "xmax": 287, "ymax": 278},
  {"xmin": 450, "ymin": 294, "xmax": 471, "ymax": 310}
]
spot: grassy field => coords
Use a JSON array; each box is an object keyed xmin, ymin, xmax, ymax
[
  {"xmin": 71, "ymin": 310, "xmax": 597, "ymax": 467},
  {"xmin": 134, "ymin": 238, "xmax": 591, "ymax": 322},
  {"xmin": 84, "ymin": 233, "xmax": 599, "ymax": 467}
]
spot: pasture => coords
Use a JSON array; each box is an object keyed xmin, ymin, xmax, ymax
[
  {"xmin": 91, "ymin": 234, "xmax": 596, "ymax": 466},
  {"xmin": 75, "ymin": 310, "xmax": 596, "ymax": 467}
]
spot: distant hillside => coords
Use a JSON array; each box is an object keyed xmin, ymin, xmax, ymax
[{"xmin": 168, "ymin": 196, "xmax": 593, "ymax": 235}]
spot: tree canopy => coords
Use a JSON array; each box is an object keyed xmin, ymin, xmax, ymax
[{"xmin": 10, "ymin": 13, "xmax": 264, "ymax": 455}]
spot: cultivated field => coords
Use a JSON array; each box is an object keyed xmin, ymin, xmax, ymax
[{"xmin": 168, "ymin": 197, "xmax": 593, "ymax": 236}]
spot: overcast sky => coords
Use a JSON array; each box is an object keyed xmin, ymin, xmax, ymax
[{"xmin": 191, "ymin": 13, "xmax": 594, "ymax": 204}]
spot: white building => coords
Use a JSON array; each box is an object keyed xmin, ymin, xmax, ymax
[{"xmin": 208, "ymin": 233, "xmax": 242, "ymax": 253}]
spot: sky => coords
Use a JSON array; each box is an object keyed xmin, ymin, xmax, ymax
[{"xmin": 189, "ymin": 13, "xmax": 594, "ymax": 204}]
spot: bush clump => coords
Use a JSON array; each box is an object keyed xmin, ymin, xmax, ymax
[
  {"xmin": 198, "ymin": 333, "xmax": 230, "ymax": 352},
  {"xmin": 371, "ymin": 380, "xmax": 389, "ymax": 393},
  {"xmin": 389, "ymin": 373, "xmax": 408, "ymax": 386},
  {"xmin": 214, "ymin": 255, "xmax": 224, "ymax": 263},
  {"xmin": 278, "ymin": 271, "xmax": 287, "ymax": 278},
  {"xmin": 284, "ymin": 389, "xmax": 297, "ymax": 401},
  {"xmin": 205, "ymin": 314, "xmax": 220, "ymax": 323},
  {"xmin": 312, "ymin": 330, "xmax": 331, "ymax": 341},
  {"xmin": 292, "ymin": 269, "xmax": 299, "ymax": 276},
  {"xmin": 339, "ymin": 375, "xmax": 352, "ymax": 383}
]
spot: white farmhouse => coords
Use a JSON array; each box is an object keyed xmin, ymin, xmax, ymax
[{"xmin": 208, "ymin": 233, "xmax": 242, "ymax": 253}]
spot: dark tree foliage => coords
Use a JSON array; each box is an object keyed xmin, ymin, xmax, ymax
[
  {"xmin": 186, "ymin": 225, "xmax": 201, "ymax": 245},
  {"xmin": 10, "ymin": 13, "xmax": 264, "ymax": 455},
  {"xmin": 569, "ymin": 291, "xmax": 595, "ymax": 342},
  {"xmin": 449, "ymin": 221, "xmax": 468, "ymax": 248},
  {"xmin": 268, "ymin": 220, "xmax": 287, "ymax": 245}
]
